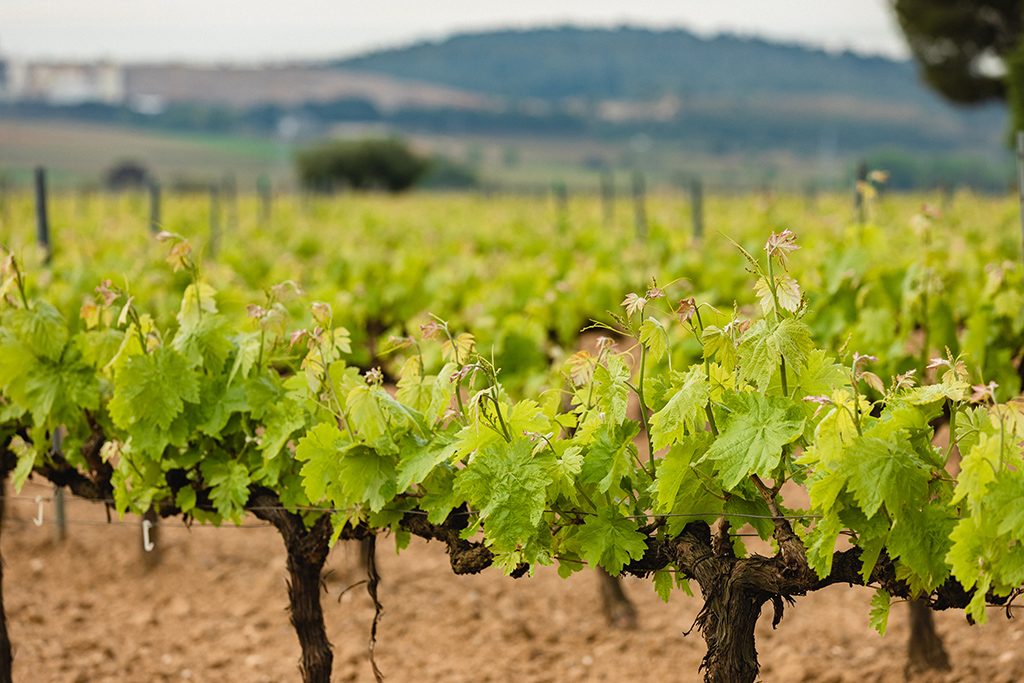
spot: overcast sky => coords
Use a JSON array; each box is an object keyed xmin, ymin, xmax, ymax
[{"xmin": 0, "ymin": 1, "xmax": 908, "ymax": 63}]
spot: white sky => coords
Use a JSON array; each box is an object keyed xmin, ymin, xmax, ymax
[{"xmin": 0, "ymin": 0, "xmax": 908, "ymax": 64}]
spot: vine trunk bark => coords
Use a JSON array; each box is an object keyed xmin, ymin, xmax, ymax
[
  {"xmin": 250, "ymin": 490, "xmax": 335, "ymax": 683},
  {"xmin": 598, "ymin": 570, "xmax": 637, "ymax": 629},
  {"xmin": 0, "ymin": 478, "xmax": 12, "ymax": 683},
  {"xmin": 906, "ymin": 599, "xmax": 950, "ymax": 675},
  {"xmin": 287, "ymin": 542, "xmax": 332, "ymax": 683},
  {"xmin": 696, "ymin": 580, "xmax": 767, "ymax": 683}
]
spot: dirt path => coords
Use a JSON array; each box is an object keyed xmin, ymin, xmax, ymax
[{"xmin": 4, "ymin": 478, "xmax": 1023, "ymax": 683}]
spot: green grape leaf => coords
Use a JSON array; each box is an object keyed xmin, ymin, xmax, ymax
[
  {"xmin": 175, "ymin": 486, "xmax": 197, "ymax": 513},
  {"xmin": 78, "ymin": 328, "xmax": 125, "ymax": 369},
  {"xmin": 177, "ymin": 282, "xmax": 218, "ymax": 327},
  {"xmin": 857, "ymin": 533, "xmax": 888, "ymax": 585},
  {"xmin": 376, "ymin": 390, "xmax": 430, "ymax": 437},
  {"xmin": 705, "ymin": 392, "xmax": 804, "ymax": 489},
  {"xmin": 419, "ymin": 467, "xmax": 460, "ymax": 524},
  {"xmin": 639, "ymin": 317, "xmax": 669, "ymax": 362},
  {"xmin": 295, "ymin": 422, "xmax": 397, "ymax": 512},
  {"xmin": 805, "ymin": 508, "xmax": 845, "ymax": 578},
  {"xmin": 577, "ymin": 506, "xmax": 648, "ymax": 575},
  {"xmin": 844, "ymin": 436, "xmax": 929, "ymax": 518},
  {"xmin": 171, "ymin": 313, "xmax": 233, "ymax": 374},
  {"xmin": 347, "ymin": 385, "xmax": 388, "ymax": 442},
  {"xmin": 738, "ymin": 317, "xmax": 813, "ymax": 389},
  {"xmin": 653, "ymin": 433, "xmax": 713, "ymax": 513},
  {"xmin": 770, "ymin": 348, "xmax": 847, "ymax": 401},
  {"xmin": 967, "ymin": 574, "xmax": 993, "ymax": 625},
  {"xmin": 454, "ymin": 438, "xmax": 550, "ymax": 554},
  {"xmin": 109, "ymin": 347, "xmax": 200, "ymax": 432},
  {"xmin": 22, "ymin": 352, "xmax": 99, "ymax": 429},
  {"xmin": 441, "ymin": 332, "xmax": 475, "ymax": 363},
  {"xmin": 654, "ymin": 570, "xmax": 673, "ymax": 603},
  {"xmin": 650, "ymin": 366, "xmax": 711, "ymax": 452},
  {"xmin": 396, "ymin": 433, "xmax": 457, "ymax": 491},
  {"xmin": 593, "ymin": 355, "xmax": 630, "ymax": 423},
  {"xmin": 396, "ymin": 363, "xmax": 432, "ymax": 413},
  {"xmin": 9, "ymin": 435, "xmax": 37, "ymax": 493},
  {"xmin": 333, "ymin": 444, "xmax": 398, "ymax": 513},
  {"xmin": 887, "ymin": 504, "xmax": 955, "ymax": 590},
  {"xmin": 951, "ymin": 433, "xmax": 1002, "ymax": 510},
  {"xmin": 426, "ymin": 362, "xmax": 458, "ymax": 425},
  {"xmin": 869, "ymin": 589, "xmax": 891, "ymax": 636},
  {"xmin": 227, "ymin": 333, "xmax": 262, "ymax": 386},
  {"xmin": 0, "ymin": 331, "xmax": 36, "ymax": 400},
  {"xmin": 258, "ymin": 396, "xmax": 307, "ymax": 460},
  {"xmin": 5, "ymin": 301, "xmax": 68, "ymax": 361},
  {"xmin": 990, "ymin": 473, "xmax": 1024, "ymax": 538},
  {"xmin": 545, "ymin": 444, "xmax": 584, "ymax": 503},
  {"xmin": 906, "ymin": 379, "xmax": 970, "ymax": 406},
  {"xmin": 295, "ymin": 422, "xmax": 346, "ymax": 504},
  {"xmin": 581, "ymin": 421, "xmax": 641, "ymax": 494},
  {"xmin": 806, "ymin": 467, "xmax": 847, "ymax": 513},
  {"xmin": 196, "ymin": 377, "xmax": 250, "ymax": 437},
  {"xmin": 755, "ymin": 275, "xmax": 802, "ymax": 314},
  {"xmin": 702, "ymin": 325, "xmax": 737, "ymax": 370},
  {"xmin": 661, "ymin": 458, "xmax": 724, "ymax": 536},
  {"xmin": 200, "ymin": 457, "xmax": 251, "ymax": 518},
  {"xmin": 456, "ymin": 399, "xmax": 547, "ymax": 461}
]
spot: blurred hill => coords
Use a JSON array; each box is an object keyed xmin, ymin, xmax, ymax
[{"xmin": 328, "ymin": 26, "xmax": 1006, "ymax": 155}]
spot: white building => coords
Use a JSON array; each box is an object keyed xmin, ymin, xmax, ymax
[{"xmin": 4, "ymin": 61, "xmax": 125, "ymax": 105}]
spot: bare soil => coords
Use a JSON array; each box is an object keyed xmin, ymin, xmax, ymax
[{"xmin": 4, "ymin": 478, "xmax": 1024, "ymax": 683}]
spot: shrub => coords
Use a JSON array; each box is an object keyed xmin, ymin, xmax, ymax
[{"xmin": 295, "ymin": 138, "xmax": 429, "ymax": 192}]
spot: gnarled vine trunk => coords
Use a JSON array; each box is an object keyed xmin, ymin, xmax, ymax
[
  {"xmin": 250, "ymin": 490, "xmax": 335, "ymax": 683},
  {"xmin": 0, "ymin": 477, "xmax": 12, "ymax": 683},
  {"xmin": 695, "ymin": 580, "xmax": 768, "ymax": 683},
  {"xmin": 661, "ymin": 516, "xmax": 819, "ymax": 683}
]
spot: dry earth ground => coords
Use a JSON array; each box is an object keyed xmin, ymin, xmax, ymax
[{"xmin": 3, "ymin": 477, "xmax": 1023, "ymax": 683}]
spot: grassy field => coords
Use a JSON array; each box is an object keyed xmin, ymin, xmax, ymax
[
  {"xmin": 0, "ymin": 119, "xmax": 291, "ymax": 188},
  {"xmin": 0, "ymin": 118, "xmax": 855, "ymax": 193}
]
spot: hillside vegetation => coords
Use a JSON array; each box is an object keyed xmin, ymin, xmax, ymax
[{"xmin": 333, "ymin": 26, "xmax": 1007, "ymax": 155}]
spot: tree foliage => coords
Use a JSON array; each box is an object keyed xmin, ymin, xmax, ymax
[
  {"xmin": 893, "ymin": 0, "xmax": 1023, "ymax": 105},
  {"xmin": 295, "ymin": 138, "xmax": 430, "ymax": 192}
]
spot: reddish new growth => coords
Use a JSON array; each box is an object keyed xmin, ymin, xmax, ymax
[{"xmin": 764, "ymin": 229, "xmax": 800, "ymax": 269}]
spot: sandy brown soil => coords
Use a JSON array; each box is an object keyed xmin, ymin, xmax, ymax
[{"xmin": 4, "ymin": 477, "xmax": 1024, "ymax": 683}]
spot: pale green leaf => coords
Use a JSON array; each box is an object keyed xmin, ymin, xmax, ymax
[
  {"xmin": 581, "ymin": 421, "xmax": 641, "ymax": 493},
  {"xmin": 702, "ymin": 325, "xmax": 737, "ymax": 370},
  {"xmin": 577, "ymin": 507, "xmax": 648, "ymax": 575},
  {"xmin": 108, "ymin": 348, "xmax": 200, "ymax": 432},
  {"xmin": 639, "ymin": 316, "xmax": 669, "ymax": 362},
  {"xmin": 396, "ymin": 434, "xmax": 457, "ymax": 490},
  {"xmin": 650, "ymin": 366, "xmax": 710, "ymax": 452},
  {"xmin": 869, "ymin": 589, "xmax": 891, "ymax": 636},
  {"xmin": 738, "ymin": 318, "xmax": 813, "ymax": 389},
  {"xmin": 845, "ymin": 437, "xmax": 930, "ymax": 518},
  {"xmin": 454, "ymin": 438, "xmax": 550, "ymax": 554},
  {"xmin": 705, "ymin": 392, "xmax": 804, "ymax": 489},
  {"xmin": 653, "ymin": 433, "xmax": 713, "ymax": 513}
]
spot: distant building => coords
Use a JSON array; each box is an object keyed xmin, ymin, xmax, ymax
[{"xmin": 5, "ymin": 61, "xmax": 125, "ymax": 105}]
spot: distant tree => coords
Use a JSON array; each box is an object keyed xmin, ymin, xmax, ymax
[
  {"xmin": 893, "ymin": 0, "xmax": 1022, "ymax": 104},
  {"xmin": 893, "ymin": 0, "xmax": 1024, "ymax": 134},
  {"xmin": 295, "ymin": 138, "xmax": 429, "ymax": 192}
]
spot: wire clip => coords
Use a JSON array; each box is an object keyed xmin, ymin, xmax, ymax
[
  {"xmin": 142, "ymin": 519, "xmax": 155, "ymax": 552},
  {"xmin": 33, "ymin": 496, "xmax": 44, "ymax": 526}
]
